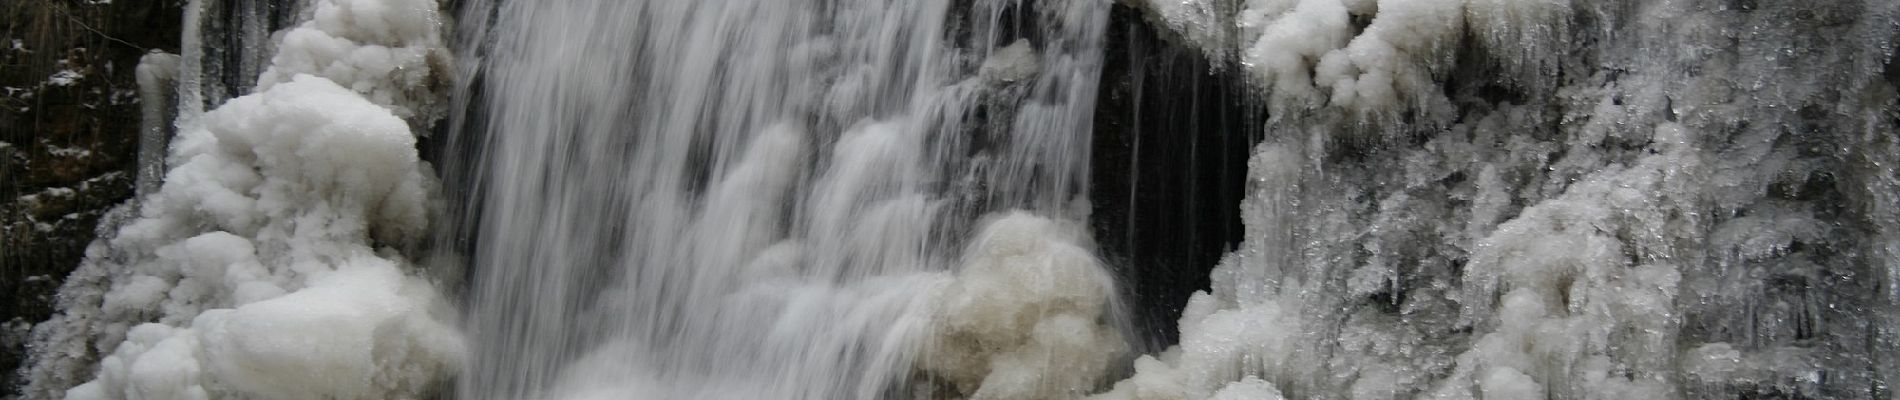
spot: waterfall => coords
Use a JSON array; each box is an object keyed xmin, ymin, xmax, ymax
[
  {"xmin": 1095, "ymin": 0, "xmax": 1900, "ymax": 399},
  {"xmin": 17, "ymin": 0, "xmax": 1900, "ymax": 398},
  {"xmin": 447, "ymin": 0, "xmax": 1120, "ymax": 398}
]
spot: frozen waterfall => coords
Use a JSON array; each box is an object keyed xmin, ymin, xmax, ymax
[{"xmin": 12, "ymin": 0, "xmax": 1900, "ymax": 399}]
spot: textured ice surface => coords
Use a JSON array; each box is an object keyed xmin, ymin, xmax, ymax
[
  {"xmin": 38, "ymin": 74, "xmax": 459, "ymax": 400},
  {"xmin": 1115, "ymin": 0, "xmax": 1900, "ymax": 398},
  {"xmin": 255, "ymin": 0, "xmax": 450, "ymax": 125},
  {"xmin": 1134, "ymin": 0, "xmax": 1570, "ymax": 122},
  {"xmin": 21, "ymin": 0, "xmax": 459, "ymax": 398},
  {"xmin": 136, "ymin": 52, "xmax": 181, "ymax": 197}
]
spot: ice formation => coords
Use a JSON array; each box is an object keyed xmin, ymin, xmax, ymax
[
  {"xmin": 19, "ymin": 0, "xmax": 1900, "ymax": 398},
  {"xmin": 254, "ymin": 0, "xmax": 452, "ymax": 125},
  {"xmin": 1108, "ymin": 0, "xmax": 1900, "ymax": 398},
  {"xmin": 135, "ymin": 52, "xmax": 180, "ymax": 197},
  {"xmin": 20, "ymin": 0, "xmax": 461, "ymax": 398},
  {"xmin": 924, "ymin": 213, "xmax": 1126, "ymax": 400},
  {"xmin": 1140, "ymin": 0, "xmax": 1570, "ymax": 122}
]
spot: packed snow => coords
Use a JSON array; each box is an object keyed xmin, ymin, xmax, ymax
[{"xmin": 20, "ymin": 0, "xmax": 460, "ymax": 398}]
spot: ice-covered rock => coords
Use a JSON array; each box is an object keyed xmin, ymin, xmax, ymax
[
  {"xmin": 21, "ymin": 0, "xmax": 461, "ymax": 398},
  {"xmin": 1106, "ymin": 0, "xmax": 1900, "ymax": 398}
]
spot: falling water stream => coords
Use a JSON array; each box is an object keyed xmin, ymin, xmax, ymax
[{"xmin": 450, "ymin": 0, "xmax": 1109, "ymax": 398}]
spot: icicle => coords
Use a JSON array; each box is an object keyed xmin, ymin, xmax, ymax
[
  {"xmin": 134, "ymin": 52, "xmax": 180, "ymax": 198},
  {"xmin": 173, "ymin": 0, "xmax": 209, "ymax": 136}
]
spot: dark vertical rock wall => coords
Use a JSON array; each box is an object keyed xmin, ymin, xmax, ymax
[
  {"xmin": 0, "ymin": 0, "xmax": 181, "ymax": 394},
  {"xmin": 1090, "ymin": 4, "xmax": 1258, "ymax": 348}
]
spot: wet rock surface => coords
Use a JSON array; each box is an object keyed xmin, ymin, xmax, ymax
[{"xmin": 1090, "ymin": 3, "xmax": 1258, "ymax": 348}]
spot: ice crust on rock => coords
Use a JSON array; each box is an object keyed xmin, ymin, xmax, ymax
[
  {"xmin": 21, "ymin": 0, "xmax": 460, "ymax": 398},
  {"xmin": 40, "ymin": 74, "xmax": 460, "ymax": 400},
  {"xmin": 1125, "ymin": 0, "xmax": 1235, "ymax": 61},
  {"xmin": 1110, "ymin": 0, "xmax": 1900, "ymax": 398},
  {"xmin": 1426, "ymin": 122, "xmax": 1700, "ymax": 399},
  {"xmin": 1135, "ymin": 0, "xmax": 1572, "ymax": 124}
]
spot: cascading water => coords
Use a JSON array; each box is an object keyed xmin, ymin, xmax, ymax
[
  {"xmin": 446, "ymin": 0, "xmax": 1121, "ymax": 398},
  {"xmin": 16, "ymin": 0, "xmax": 1900, "ymax": 398}
]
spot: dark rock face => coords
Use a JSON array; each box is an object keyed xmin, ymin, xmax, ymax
[
  {"xmin": 0, "ymin": 0, "xmax": 181, "ymax": 394},
  {"xmin": 1089, "ymin": 4, "xmax": 1258, "ymax": 348}
]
